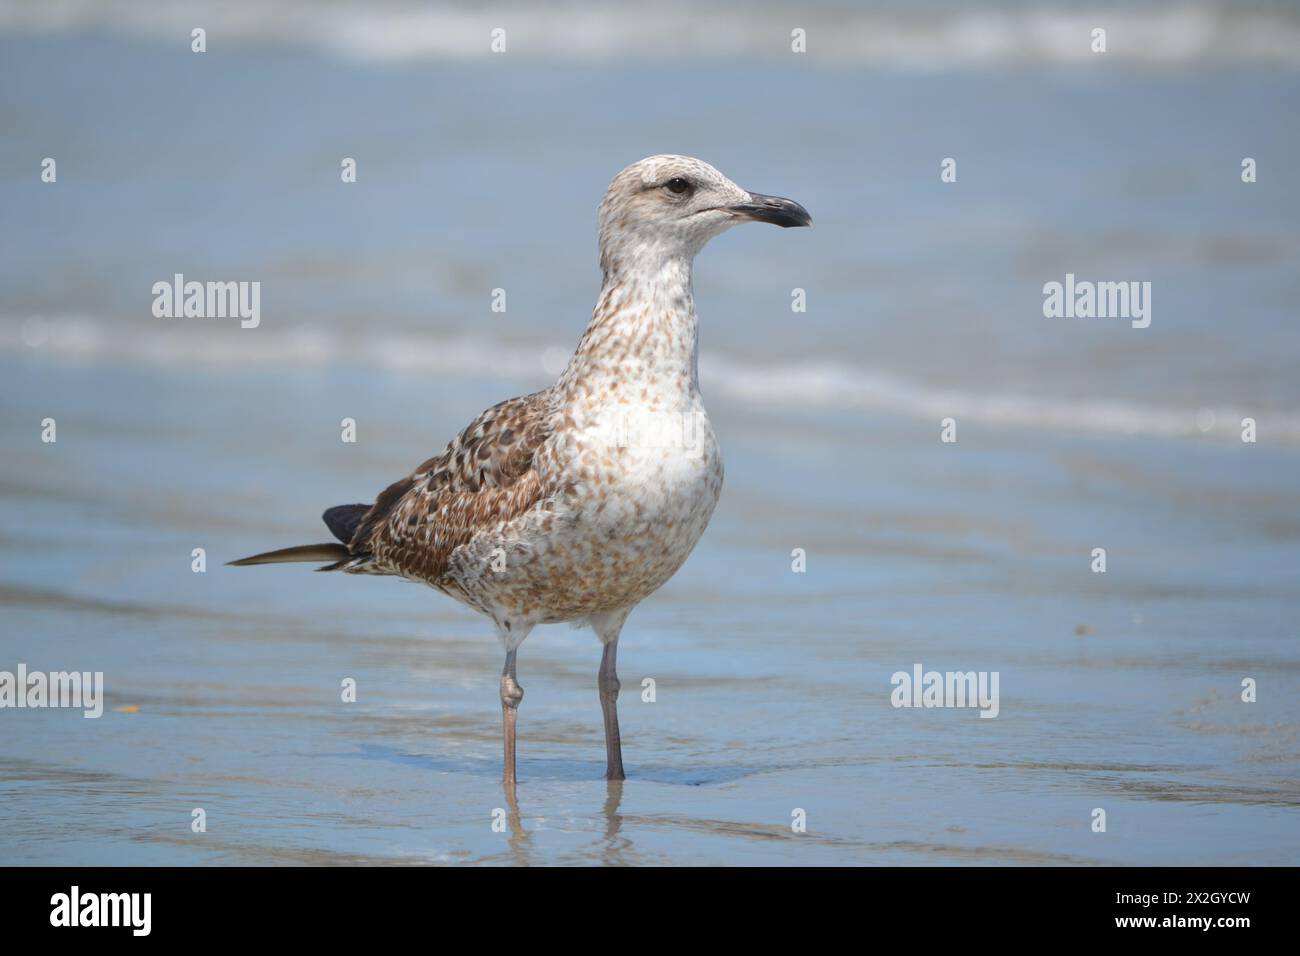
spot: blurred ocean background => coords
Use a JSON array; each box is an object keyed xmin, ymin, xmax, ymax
[{"xmin": 1, "ymin": 0, "xmax": 1298, "ymax": 865}]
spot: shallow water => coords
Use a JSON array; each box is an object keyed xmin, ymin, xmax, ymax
[
  {"xmin": 2, "ymin": 8, "xmax": 1299, "ymax": 865},
  {"xmin": 4, "ymin": 357, "xmax": 1298, "ymax": 865}
]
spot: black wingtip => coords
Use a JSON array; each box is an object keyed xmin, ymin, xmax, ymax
[{"xmin": 323, "ymin": 503, "xmax": 371, "ymax": 544}]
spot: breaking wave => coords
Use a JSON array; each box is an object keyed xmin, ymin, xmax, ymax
[
  {"xmin": 3, "ymin": 0, "xmax": 1299, "ymax": 70},
  {"xmin": 6, "ymin": 313, "xmax": 1296, "ymax": 447}
]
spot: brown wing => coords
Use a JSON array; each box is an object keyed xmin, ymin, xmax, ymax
[{"xmin": 346, "ymin": 390, "xmax": 555, "ymax": 585}]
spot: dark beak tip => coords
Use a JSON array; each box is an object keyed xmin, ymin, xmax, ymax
[
  {"xmin": 735, "ymin": 191, "xmax": 812, "ymax": 229},
  {"xmin": 775, "ymin": 207, "xmax": 813, "ymax": 229}
]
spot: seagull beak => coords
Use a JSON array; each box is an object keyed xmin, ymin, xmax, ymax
[{"xmin": 728, "ymin": 192, "xmax": 813, "ymax": 228}]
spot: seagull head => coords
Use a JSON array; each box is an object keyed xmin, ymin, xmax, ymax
[{"xmin": 597, "ymin": 154, "xmax": 811, "ymax": 275}]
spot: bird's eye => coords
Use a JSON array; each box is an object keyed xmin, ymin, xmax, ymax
[{"xmin": 664, "ymin": 177, "xmax": 692, "ymax": 195}]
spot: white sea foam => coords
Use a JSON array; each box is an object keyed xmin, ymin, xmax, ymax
[
  {"xmin": 6, "ymin": 314, "xmax": 1295, "ymax": 447},
  {"xmin": 2, "ymin": 0, "xmax": 1299, "ymax": 69}
]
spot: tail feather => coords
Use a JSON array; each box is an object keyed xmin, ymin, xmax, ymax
[{"xmin": 228, "ymin": 543, "xmax": 349, "ymax": 567}]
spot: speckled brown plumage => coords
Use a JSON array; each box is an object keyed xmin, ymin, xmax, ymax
[{"xmin": 337, "ymin": 391, "xmax": 556, "ymax": 600}]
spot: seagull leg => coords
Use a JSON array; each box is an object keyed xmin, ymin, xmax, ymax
[
  {"xmin": 500, "ymin": 648, "xmax": 524, "ymax": 787},
  {"xmin": 598, "ymin": 639, "xmax": 625, "ymax": 780},
  {"xmin": 592, "ymin": 611, "xmax": 630, "ymax": 781}
]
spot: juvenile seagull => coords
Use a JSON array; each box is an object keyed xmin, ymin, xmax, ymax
[{"xmin": 232, "ymin": 155, "xmax": 810, "ymax": 785}]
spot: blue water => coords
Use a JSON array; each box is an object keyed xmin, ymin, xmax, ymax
[{"xmin": 1, "ymin": 11, "xmax": 1298, "ymax": 865}]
